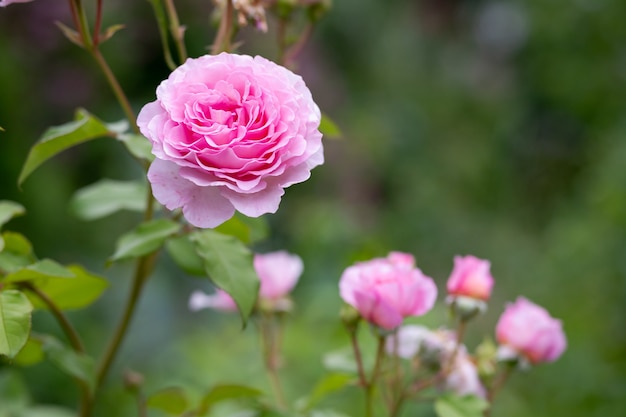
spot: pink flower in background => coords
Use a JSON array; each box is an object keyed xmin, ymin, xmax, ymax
[
  {"xmin": 445, "ymin": 354, "xmax": 486, "ymax": 399},
  {"xmin": 254, "ymin": 251, "xmax": 303, "ymax": 299},
  {"xmin": 339, "ymin": 252, "xmax": 437, "ymax": 330},
  {"xmin": 496, "ymin": 297, "xmax": 566, "ymax": 364},
  {"xmin": 189, "ymin": 288, "xmax": 238, "ymax": 312},
  {"xmin": 0, "ymin": 0, "xmax": 33, "ymax": 6},
  {"xmin": 138, "ymin": 53, "xmax": 323, "ymax": 228},
  {"xmin": 385, "ymin": 325, "xmax": 485, "ymax": 398},
  {"xmin": 189, "ymin": 251, "xmax": 303, "ymax": 312},
  {"xmin": 447, "ymin": 255, "xmax": 494, "ymax": 301}
]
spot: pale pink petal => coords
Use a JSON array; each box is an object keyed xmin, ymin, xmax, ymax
[{"xmin": 148, "ymin": 159, "xmax": 235, "ymax": 228}]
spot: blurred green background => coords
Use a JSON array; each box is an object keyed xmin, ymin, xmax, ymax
[{"xmin": 1, "ymin": 0, "xmax": 625, "ymax": 416}]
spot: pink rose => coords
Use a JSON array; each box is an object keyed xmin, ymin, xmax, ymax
[
  {"xmin": 385, "ymin": 325, "xmax": 485, "ymax": 398},
  {"xmin": 0, "ymin": 0, "xmax": 33, "ymax": 6},
  {"xmin": 447, "ymin": 255, "xmax": 494, "ymax": 301},
  {"xmin": 138, "ymin": 53, "xmax": 323, "ymax": 228},
  {"xmin": 189, "ymin": 250, "xmax": 303, "ymax": 312},
  {"xmin": 339, "ymin": 252, "xmax": 437, "ymax": 330},
  {"xmin": 254, "ymin": 250, "xmax": 303, "ymax": 299},
  {"xmin": 496, "ymin": 297, "xmax": 566, "ymax": 364},
  {"xmin": 445, "ymin": 354, "xmax": 486, "ymax": 399}
]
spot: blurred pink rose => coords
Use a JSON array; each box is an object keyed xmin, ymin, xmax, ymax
[
  {"xmin": 447, "ymin": 255, "xmax": 494, "ymax": 301},
  {"xmin": 445, "ymin": 354, "xmax": 486, "ymax": 399},
  {"xmin": 138, "ymin": 53, "xmax": 323, "ymax": 228},
  {"xmin": 496, "ymin": 297, "xmax": 566, "ymax": 364},
  {"xmin": 189, "ymin": 250, "xmax": 303, "ymax": 312},
  {"xmin": 0, "ymin": 0, "xmax": 33, "ymax": 6},
  {"xmin": 189, "ymin": 288, "xmax": 237, "ymax": 312},
  {"xmin": 339, "ymin": 252, "xmax": 437, "ymax": 330},
  {"xmin": 254, "ymin": 250, "xmax": 303, "ymax": 299},
  {"xmin": 386, "ymin": 325, "xmax": 485, "ymax": 398}
]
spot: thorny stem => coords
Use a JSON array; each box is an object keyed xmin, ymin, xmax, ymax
[
  {"xmin": 19, "ymin": 282, "xmax": 92, "ymax": 417},
  {"xmin": 364, "ymin": 335, "xmax": 386, "ymax": 417},
  {"xmin": 164, "ymin": 0, "xmax": 188, "ymax": 63},
  {"xmin": 211, "ymin": 0, "xmax": 234, "ymax": 54}
]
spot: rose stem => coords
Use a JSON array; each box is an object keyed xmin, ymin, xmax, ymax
[
  {"xmin": 260, "ymin": 313, "xmax": 288, "ymax": 409},
  {"xmin": 484, "ymin": 363, "xmax": 515, "ymax": 416},
  {"xmin": 19, "ymin": 282, "xmax": 92, "ymax": 417},
  {"xmin": 163, "ymin": 0, "xmax": 188, "ymax": 63},
  {"xmin": 211, "ymin": 0, "xmax": 234, "ymax": 54}
]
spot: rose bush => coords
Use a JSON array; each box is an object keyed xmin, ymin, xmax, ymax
[
  {"xmin": 339, "ymin": 252, "xmax": 437, "ymax": 330},
  {"xmin": 189, "ymin": 250, "xmax": 303, "ymax": 312},
  {"xmin": 447, "ymin": 255, "xmax": 494, "ymax": 301},
  {"xmin": 138, "ymin": 53, "xmax": 323, "ymax": 228},
  {"xmin": 496, "ymin": 297, "xmax": 567, "ymax": 364}
]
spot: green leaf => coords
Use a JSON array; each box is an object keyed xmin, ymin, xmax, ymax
[
  {"xmin": 39, "ymin": 335, "xmax": 95, "ymax": 393},
  {"xmin": 215, "ymin": 214, "xmax": 269, "ymax": 244},
  {"xmin": 146, "ymin": 387, "xmax": 189, "ymax": 415},
  {"xmin": 110, "ymin": 219, "xmax": 181, "ymax": 262},
  {"xmin": 13, "ymin": 336, "xmax": 44, "ymax": 366},
  {"xmin": 302, "ymin": 373, "xmax": 355, "ymax": 411},
  {"xmin": 18, "ymin": 109, "xmax": 113, "ymax": 186},
  {"xmin": 99, "ymin": 23, "xmax": 126, "ymax": 44},
  {"xmin": 70, "ymin": 179, "xmax": 147, "ymax": 220},
  {"xmin": 190, "ymin": 230, "xmax": 260, "ymax": 325},
  {"xmin": 0, "ymin": 232, "xmax": 35, "ymax": 274},
  {"xmin": 0, "ymin": 201, "xmax": 25, "ymax": 229},
  {"xmin": 0, "ymin": 290, "xmax": 33, "ymax": 359},
  {"xmin": 118, "ymin": 133, "xmax": 155, "ymax": 162},
  {"xmin": 26, "ymin": 264, "xmax": 109, "ymax": 310},
  {"xmin": 0, "ymin": 370, "xmax": 31, "ymax": 414},
  {"xmin": 166, "ymin": 235, "xmax": 206, "ymax": 276},
  {"xmin": 197, "ymin": 384, "xmax": 263, "ymax": 416},
  {"xmin": 319, "ymin": 113, "xmax": 342, "ymax": 139},
  {"xmin": 434, "ymin": 394, "xmax": 489, "ymax": 417},
  {"xmin": 3, "ymin": 259, "xmax": 74, "ymax": 284}
]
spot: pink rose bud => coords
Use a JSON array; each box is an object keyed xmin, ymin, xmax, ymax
[
  {"xmin": 447, "ymin": 255, "xmax": 494, "ymax": 301},
  {"xmin": 496, "ymin": 297, "xmax": 567, "ymax": 364},
  {"xmin": 0, "ymin": 0, "xmax": 33, "ymax": 6},
  {"xmin": 137, "ymin": 53, "xmax": 323, "ymax": 228},
  {"xmin": 339, "ymin": 252, "xmax": 437, "ymax": 330},
  {"xmin": 190, "ymin": 250, "xmax": 303, "ymax": 313},
  {"xmin": 255, "ymin": 251, "xmax": 303, "ymax": 300}
]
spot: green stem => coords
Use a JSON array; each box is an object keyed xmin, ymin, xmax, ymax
[
  {"xmin": 163, "ymin": 0, "xmax": 187, "ymax": 63},
  {"xmin": 148, "ymin": 0, "xmax": 178, "ymax": 71},
  {"xmin": 484, "ymin": 363, "xmax": 515, "ymax": 416},
  {"xmin": 348, "ymin": 324, "xmax": 368, "ymax": 388},
  {"xmin": 19, "ymin": 282, "xmax": 92, "ymax": 417},
  {"xmin": 21, "ymin": 282, "xmax": 85, "ymax": 353},
  {"xmin": 260, "ymin": 313, "xmax": 287, "ymax": 409},
  {"xmin": 364, "ymin": 335, "xmax": 386, "ymax": 417},
  {"xmin": 90, "ymin": 48, "xmax": 139, "ymax": 134},
  {"xmin": 95, "ymin": 250, "xmax": 159, "ymax": 388},
  {"xmin": 211, "ymin": 0, "xmax": 234, "ymax": 54}
]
